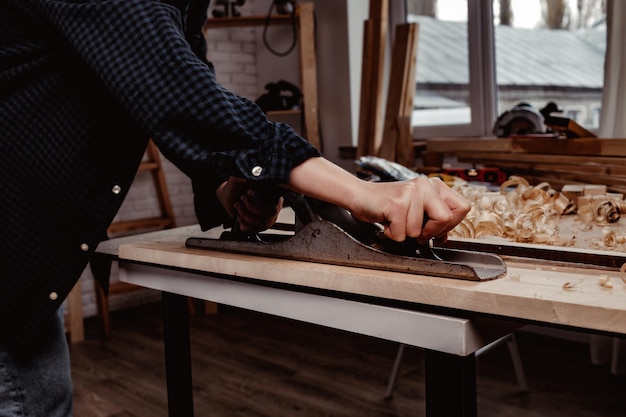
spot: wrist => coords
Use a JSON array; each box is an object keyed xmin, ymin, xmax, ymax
[{"xmin": 287, "ymin": 157, "xmax": 364, "ymax": 211}]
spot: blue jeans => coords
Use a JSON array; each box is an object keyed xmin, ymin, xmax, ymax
[{"xmin": 0, "ymin": 308, "xmax": 73, "ymax": 417}]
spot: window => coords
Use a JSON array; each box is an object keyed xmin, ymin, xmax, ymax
[
  {"xmin": 492, "ymin": 0, "xmax": 605, "ymax": 132},
  {"xmin": 403, "ymin": 0, "xmax": 606, "ymax": 138}
]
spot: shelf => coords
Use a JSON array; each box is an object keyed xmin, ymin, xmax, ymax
[
  {"xmin": 107, "ymin": 217, "xmax": 174, "ymax": 236},
  {"xmin": 267, "ymin": 109, "xmax": 301, "ymax": 116},
  {"xmin": 204, "ymin": 12, "xmax": 297, "ymax": 29}
]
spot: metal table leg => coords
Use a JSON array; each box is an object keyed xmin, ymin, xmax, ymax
[
  {"xmin": 162, "ymin": 292, "xmax": 194, "ymax": 417},
  {"xmin": 425, "ymin": 350, "xmax": 477, "ymax": 417}
]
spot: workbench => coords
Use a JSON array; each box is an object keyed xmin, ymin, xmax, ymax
[{"xmin": 94, "ymin": 220, "xmax": 626, "ymax": 417}]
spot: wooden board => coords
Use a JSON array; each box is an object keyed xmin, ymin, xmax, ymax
[
  {"xmin": 427, "ymin": 137, "xmax": 626, "ymax": 157},
  {"xmin": 378, "ymin": 23, "xmax": 419, "ymax": 166},
  {"xmin": 356, "ymin": 0, "xmax": 388, "ymax": 157},
  {"xmin": 118, "ymin": 238, "xmax": 626, "ymax": 336},
  {"xmin": 425, "ymin": 137, "xmax": 626, "ymax": 193},
  {"xmin": 296, "ymin": 3, "xmax": 320, "ymax": 150}
]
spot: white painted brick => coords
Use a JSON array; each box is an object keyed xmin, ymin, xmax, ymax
[
  {"xmin": 215, "ymin": 61, "xmax": 245, "ymax": 74},
  {"xmin": 242, "ymin": 43, "xmax": 258, "ymax": 54},
  {"xmin": 242, "ymin": 86, "xmax": 260, "ymax": 98},
  {"xmin": 233, "ymin": 73, "xmax": 257, "ymax": 85},
  {"xmin": 205, "ymin": 29, "xmax": 230, "ymax": 42},
  {"xmin": 243, "ymin": 64, "xmax": 257, "ymax": 74},
  {"xmin": 230, "ymin": 52, "xmax": 255, "ymax": 64},
  {"xmin": 216, "ymin": 42, "xmax": 242, "ymax": 53},
  {"xmin": 215, "ymin": 73, "xmax": 233, "ymax": 85},
  {"xmin": 206, "ymin": 50, "xmax": 231, "ymax": 63},
  {"xmin": 231, "ymin": 31, "xmax": 256, "ymax": 43}
]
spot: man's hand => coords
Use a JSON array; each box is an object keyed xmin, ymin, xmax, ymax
[
  {"xmin": 285, "ymin": 157, "xmax": 471, "ymax": 243},
  {"xmin": 352, "ymin": 176, "xmax": 470, "ymax": 243},
  {"xmin": 217, "ymin": 177, "xmax": 284, "ymax": 233}
]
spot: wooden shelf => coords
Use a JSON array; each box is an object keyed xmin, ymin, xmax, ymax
[
  {"xmin": 107, "ymin": 217, "xmax": 174, "ymax": 236},
  {"xmin": 204, "ymin": 13, "xmax": 296, "ymax": 29},
  {"xmin": 138, "ymin": 160, "xmax": 159, "ymax": 171},
  {"xmin": 267, "ymin": 109, "xmax": 301, "ymax": 116}
]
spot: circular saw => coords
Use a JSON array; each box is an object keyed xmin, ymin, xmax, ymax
[{"xmin": 492, "ymin": 102, "xmax": 545, "ymax": 137}]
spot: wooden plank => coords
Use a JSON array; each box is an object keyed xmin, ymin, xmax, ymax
[
  {"xmin": 395, "ymin": 23, "xmax": 419, "ymax": 167},
  {"xmin": 462, "ymin": 160, "xmax": 626, "ymax": 178},
  {"xmin": 453, "ymin": 150, "xmax": 626, "ymax": 169},
  {"xmin": 378, "ymin": 23, "xmax": 418, "ymax": 166},
  {"xmin": 356, "ymin": 0, "xmax": 388, "ymax": 157},
  {"xmin": 454, "ymin": 153, "xmax": 626, "ymax": 180},
  {"xmin": 119, "ymin": 239, "xmax": 626, "ymax": 335},
  {"xmin": 454, "ymin": 156, "xmax": 626, "ymax": 190},
  {"xmin": 107, "ymin": 217, "xmax": 173, "ymax": 236},
  {"xmin": 356, "ymin": 20, "xmax": 379, "ymax": 157},
  {"xmin": 427, "ymin": 138, "xmax": 514, "ymax": 153},
  {"xmin": 64, "ymin": 280, "xmax": 84, "ymax": 343},
  {"xmin": 449, "ymin": 160, "xmax": 626, "ymax": 191},
  {"xmin": 146, "ymin": 141, "xmax": 177, "ymax": 229},
  {"xmin": 297, "ymin": 2, "xmax": 321, "ymax": 150},
  {"xmin": 203, "ymin": 13, "xmax": 294, "ymax": 30},
  {"xmin": 427, "ymin": 138, "xmax": 626, "ymax": 156},
  {"xmin": 507, "ymin": 175, "xmax": 626, "ymax": 195}
]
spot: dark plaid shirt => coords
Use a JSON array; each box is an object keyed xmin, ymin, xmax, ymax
[{"xmin": 0, "ymin": 0, "xmax": 320, "ymax": 354}]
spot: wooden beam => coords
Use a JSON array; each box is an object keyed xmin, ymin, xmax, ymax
[
  {"xmin": 356, "ymin": 0, "xmax": 388, "ymax": 157},
  {"xmin": 378, "ymin": 23, "xmax": 418, "ymax": 166},
  {"xmin": 427, "ymin": 137, "xmax": 626, "ymax": 157},
  {"xmin": 297, "ymin": 2, "xmax": 321, "ymax": 150},
  {"xmin": 64, "ymin": 280, "xmax": 84, "ymax": 343}
]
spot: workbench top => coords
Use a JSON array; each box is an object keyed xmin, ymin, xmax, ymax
[{"xmin": 116, "ymin": 230, "xmax": 626, "ymax": 337}]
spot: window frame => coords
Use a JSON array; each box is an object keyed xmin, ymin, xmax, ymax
[{"xmin": 391, "ymin": 0, "xmax": 500, "ymax": 139}]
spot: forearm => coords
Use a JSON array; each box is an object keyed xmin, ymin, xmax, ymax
[
  {"xmin": 285, "ymin": 156, "xmax": 471, "ymax": 242},
  {"xmin": 285, "ymin": 157, "xmax": 366, "ymax": 212}
]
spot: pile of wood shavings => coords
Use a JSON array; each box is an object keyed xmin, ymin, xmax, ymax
[{"xmin": 448, "ymin": 176, "xmax": 626, "ymax": 252}]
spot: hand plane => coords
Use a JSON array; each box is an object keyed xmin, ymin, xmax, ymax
[{"xmin": 186, "ymin": 193, "xmax": 507, "ymax": 281}]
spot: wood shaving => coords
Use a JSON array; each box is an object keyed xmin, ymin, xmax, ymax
[
  {"xmin": 598, "ymin": 275, "xmax": 613, "ymax": 289},
  {"xmin": 449, "ymin": 175, "xmax": 626, "ymax": 251},
  {"xmin": 562, "ymin": 281, "xmax": 574, "ymax": 290},
  {"xmin": 621, "ymin": 263, "xmax": 626, "ymax": 285},
  {"xmin": 603, "ymin": 227, "xmax": 617, "ymax": 247},
  {"xmin": 596, "ymin": 200, "xmax": 621, "ymax": 223}
]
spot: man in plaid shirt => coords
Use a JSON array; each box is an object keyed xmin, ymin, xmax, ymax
[{"xmin": 0, "ymin": 1, "xmax": 470, "ymax": 415}]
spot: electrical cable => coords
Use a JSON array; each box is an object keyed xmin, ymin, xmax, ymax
[{"xmin": 262, "ymin": 1, "xmax": 298, "ymax": 57}]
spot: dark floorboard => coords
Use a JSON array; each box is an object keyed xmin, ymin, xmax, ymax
[{"xmin": 70, "ymin": 302, "xmax": 626, "ymax": 417}]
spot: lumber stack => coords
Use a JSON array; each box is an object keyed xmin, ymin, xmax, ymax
[{"xmin": 426, "ymin": 137, "xmax": 626, "ymax": 194}]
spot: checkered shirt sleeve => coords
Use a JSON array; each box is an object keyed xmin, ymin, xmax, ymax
[{"xmin": 35, "ymin": 0, "xmax": 321, "ymax": 184}]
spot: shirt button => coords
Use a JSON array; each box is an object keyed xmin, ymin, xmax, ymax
[
  {"xmin": 49, "ymin": 292, "xmax": 58, "ymax": 301},
  {"xmin": 112, "ymin": 185, "xmax": 122, "ymax": 194},
  {"xmin": 80, "ymin": 243, "xmax": 89, "ymax": 252},
  {"xmin": 251, "ymin": 166, "xmax": 263, "ymax": 177}
]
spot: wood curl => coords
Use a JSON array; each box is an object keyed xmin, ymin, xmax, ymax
[
  {"xmin": 596, "ymin": 200, "xmax": 621, "ymax": 223},
  {"xmin": 450, "ymin": 174, "xmax": 625, "ymax": 247}
]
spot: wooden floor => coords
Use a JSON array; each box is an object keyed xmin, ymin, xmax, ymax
[{"xmin": 70, "ymin": 302, "xmax": 626, "ymax": 417}]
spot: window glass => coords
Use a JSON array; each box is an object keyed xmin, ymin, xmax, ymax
[
  {"xmin": 404, "ymin": 0, "xmax": 606, "ymax": 136},
  {"xmin": 492, "ymin": 0, "xmax": 606, "ymax": 131},
  {"xmin": 407, "ymin": 0, "xmax": 471, "ymax": 127}
]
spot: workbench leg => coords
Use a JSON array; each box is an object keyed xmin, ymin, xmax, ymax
[
  {"xmin": 425, "ymin": 350, "xmax": 477, "ymax": 417},
  {"xmin": 162, "ymin": 292, "xmax": 194, "ymax": 417}
]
